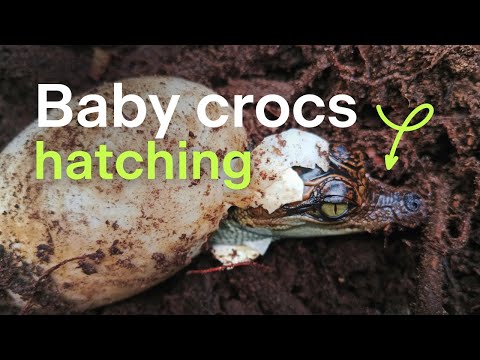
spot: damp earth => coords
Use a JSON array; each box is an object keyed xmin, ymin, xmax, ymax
[{"xmin": 0, "ymin": 45, "xmax": 479, "ymax": 314}]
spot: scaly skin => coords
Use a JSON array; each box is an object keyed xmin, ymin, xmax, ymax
[{"xmin": 211, "ymin": 144, "xmax": 427, "ymax": 247}]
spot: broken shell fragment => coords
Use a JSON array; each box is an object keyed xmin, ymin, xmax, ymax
[{"xmin": 225, "ymin": 129, "xmax": 329, "ymax": 213}]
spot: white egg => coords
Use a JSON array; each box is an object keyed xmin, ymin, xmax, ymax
[{"xmin": 0, "ymin": 76, "xmax": 247, "ymax": 312}]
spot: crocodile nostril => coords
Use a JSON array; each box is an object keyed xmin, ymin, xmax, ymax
[{"xmin": 404, "ymin": 192, "xmax": 422, "ymax": 212}]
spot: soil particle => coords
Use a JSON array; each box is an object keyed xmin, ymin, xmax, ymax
[
  {"xmin": 88, "ymin": 249, "xmax": 106, "ymax": 263},
  {"xmin": 78, "ymin": 261, "xmax": 97, "ymax": 275},
  {"xmin": 36, "ymin": 244, "xmax": 54, "ymax": 263},
  {"xmin": 109, "ymin": 240, "xmax": 124, "ymax": 256}
]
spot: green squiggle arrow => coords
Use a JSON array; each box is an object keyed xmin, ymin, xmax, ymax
[{"xmin": 376, "ymin": 103, "xmax": 434, "ymax": 170}]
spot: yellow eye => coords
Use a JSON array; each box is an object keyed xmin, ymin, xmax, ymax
[{"xmin": 320, "ymin": 202, "xmax": 348, "ymax": 218}]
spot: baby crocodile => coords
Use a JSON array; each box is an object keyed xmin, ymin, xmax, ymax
[{"xmin": 209, "ymin": 144, "xmax": 427, "ymax": 265}]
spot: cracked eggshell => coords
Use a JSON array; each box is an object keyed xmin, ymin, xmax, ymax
[
  {"xmin": 211, "ymin": 245, "xmax": 262, "ymax": 266},
  {"xmin": 226, "ymin": 129, "xmax": 329, "ymax": 213},
  {"xmin": 0, "ymin": 76, "xmax": 247, "ymax": 312}
]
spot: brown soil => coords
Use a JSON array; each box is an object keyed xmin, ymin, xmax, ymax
[{"xmin": 1, "ymin": 45, "xmax": 479, "ymax": 315}]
